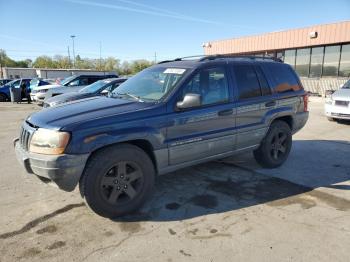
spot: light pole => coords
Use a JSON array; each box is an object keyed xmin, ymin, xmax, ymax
[{"xmin": 70, "ymin": 35, "xmax": 76, "ymax": 68}]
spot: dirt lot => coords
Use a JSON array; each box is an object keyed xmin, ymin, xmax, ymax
[{"xmin": 0, "ymin": 98, "xmax": 349, "ymax": 262}]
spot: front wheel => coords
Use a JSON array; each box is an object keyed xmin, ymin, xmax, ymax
[
  {"xmin": 253, "ymin": 120, "xmax": 292, "ymax": 168},
  {"xmin": 79, "ymin": 144, "xmax": 155, "ymax": 218}
]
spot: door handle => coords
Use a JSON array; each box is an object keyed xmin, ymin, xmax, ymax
[
  {"xmin": 218, "ymin": 109, "xmax": 233, "ymax": 116},
  {"xmin": 265, "ymin": 101, "xmax": 276, "ymax": 107}
]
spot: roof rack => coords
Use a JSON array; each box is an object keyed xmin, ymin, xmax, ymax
[
  {"xmin": 199, "ymin": 54, "xmax": 283, "ymax": 62},
  {"xmin": 158, "ymin": 54, "xmax": 283, "ymax": 64},
  {"xmin": 158, "ymin": 55, "xmax": 206, "ymax": 64}
]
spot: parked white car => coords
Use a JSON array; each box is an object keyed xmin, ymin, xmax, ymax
[{"xmin": 325, "ymin": 79, "xmax": 350, "ymax": 121}]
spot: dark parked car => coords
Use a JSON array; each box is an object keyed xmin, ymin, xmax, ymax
[
  {"xmin": 31, "ymin": 74, "xmax": 118, "ymax": 102},
  {"xmin": 43, "ymin": 78, "xmax": 127, "ymax": 108},
  {"xmin": 14, "ymin": 55, "xmax": 308, "ymax": 218},
  {"xmin": 0, "ymin": 78, "xmax": 51, "ymax": 102}
]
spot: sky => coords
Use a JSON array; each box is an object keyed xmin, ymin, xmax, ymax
[{"xmin": 0, "ymin": 0, "xmax": 349, "ymax": 62}]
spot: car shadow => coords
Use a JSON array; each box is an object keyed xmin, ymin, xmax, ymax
[{"xmin": 113, "ymin": 139, "xmax": 350, "ymax": 222}]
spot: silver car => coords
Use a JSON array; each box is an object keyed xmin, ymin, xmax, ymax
[{"xmin": 325, "ymin": 79, "xmax": 350, "ymax": 121}]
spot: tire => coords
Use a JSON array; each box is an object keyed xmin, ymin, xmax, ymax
[
  {"xmin": 79, "ymin": 144, "xmax": 155, "ymax": 218},
  {"xmin": 327, "ymin": 117, "xmax": 335, "ymax": 122},
  {"xmin": 0, "ymin": 93, "xmax": 7, "ymax": 102},
  {"xmin": 253, "ymin": 120, "xmax": 292, "ymax": 168}
]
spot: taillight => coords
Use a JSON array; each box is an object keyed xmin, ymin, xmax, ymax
[{"xmin": 303, "ymin": 94, "xmax": 308, "ymax": 112}]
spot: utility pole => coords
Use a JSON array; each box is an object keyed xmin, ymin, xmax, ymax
[
  {"xmin": 67, "ymin": 46, "xmax": 71, "ymax": 68},
  {"xmin": 154, "ymin": 52, "xmax": 157, "ymax": 64},
  {"xmin": 99, "ymin": 41, "xmax": 102, "ymax": 71},
  {"xmin": 70, "ymin": 35, "xmax": 76, "ymax": 68}
]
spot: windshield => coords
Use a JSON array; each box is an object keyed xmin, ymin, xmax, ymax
[
  {"xmin": 60, "ymin": 75, "xmax": 77, "ymax": 86},
  {"xmin": 30, "ymin": 79, "xmax": 40, "ymax": 88},
  {"xmin": 5, "ymin": 79, "xmax": 19, "ymax": 87},
  {"xmin": 112, "ymin": 67, "xmax": 187, "ymax": 101},
  {"xmin": 79, "ymin": 79, "xmax": 112, "ymax": 93},
  {"xmin": 342, "ymin": 79, "xmax": 350, "ymax": 89}
]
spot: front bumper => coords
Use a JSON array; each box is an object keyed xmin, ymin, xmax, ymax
[
  {"xmin": 30, "ymin": 93, "xmax": 46, "ymax": 102},
  {"xmin": 325, "ymin": 103, "xmax": 350, "ymax": 120},
  {"xmin": 14, "ymin": 139, "xmax": 89, "ymax": 192}
]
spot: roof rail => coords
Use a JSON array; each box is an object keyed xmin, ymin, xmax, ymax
[
  {"xmin": 199, "ymin": 54, "xmax": 283, "ymax": 62},
  {"xmin": 158, "ymin": 54, "xmax": 283, "ymax": 64},
  {"xmin": 158, "ymin": 55, "xmax": 206, "ymax": 64}
]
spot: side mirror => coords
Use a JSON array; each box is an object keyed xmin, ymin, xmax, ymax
[
  {"xmin": 101, "ymin": 89, "xmax": 109, "ymax": 96},
  {"xmin": 176, "ymin": 93, "xmax": 201, "ymax": 110}
]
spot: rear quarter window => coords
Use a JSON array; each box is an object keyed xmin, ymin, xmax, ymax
[{"xmin": 267, "ymin": 64, "xmax": 302, "ymax": 93}]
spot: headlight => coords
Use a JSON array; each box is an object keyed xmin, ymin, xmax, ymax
[
  {"xmin": 29, "ymin": 129, "xmax": 70, "ymax": 155},
  {"xmin": 325, "ymin": 96, "xmax": 333, "ymax": 105}
]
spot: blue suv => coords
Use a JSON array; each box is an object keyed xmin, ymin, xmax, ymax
[{"xmin": 14, "ymin": 55, "xmax": 309, "ymax": 218}]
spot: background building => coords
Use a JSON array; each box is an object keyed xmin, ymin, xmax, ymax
[
  {"xmin": 0, "ymin": 67, "xmax": 116, "ymax": 80},
  {"xmin": 203, "ymin": 21, "xmax": 350, "ymax": 95}
]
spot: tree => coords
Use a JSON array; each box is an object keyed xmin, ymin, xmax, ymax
[
  {"xmin": 0, "ymin": 49, "xmax": 19, "ymax": 67},
  {"xmin": 0, "ymin": 49, "xmax": 154, "ymax": 74},
  {"xmin": 33, "ymin": 56, "xmax": 56, "ymax": 68}
]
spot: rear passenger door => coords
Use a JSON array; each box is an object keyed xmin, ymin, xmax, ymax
[{"xmin": 232, "ymin": 64, "xmax": 274, "ymax": 150}]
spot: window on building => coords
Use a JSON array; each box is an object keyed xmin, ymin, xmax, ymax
[
  {"xmin": 233, "ymin": 65, "xmax": 262, "ymax": 99},
  {"xmin": 284, "ymin": 49, "xmax": 296, "ymax": 68},
  {"xmin": 323, "ymin": 45, "xmax": 341, "ymax": 77},
  {"xmin": 265, "ymin": 52, "xmax": 276, "ymax": 58},
  {"xmin": 276, "ymin": 51, "xmax": 284, "ymax": 61},
  {"xmin": 309, "ymin": 47, "xmax": 324, "ymax": 78},
  {"xmin": 339, "ymin": 44, "xmax": 350, "ymax": 77},
  {"xmin": 295, "ymin": 48, "xmax": 311, "ymax": 77}
]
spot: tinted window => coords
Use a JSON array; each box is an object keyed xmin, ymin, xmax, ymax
[
  {"xmin": 295, "ymin": 48, "xmax": 310, "ymax": 77},
  {"xmin": 310, "ymin": 47, "xmax": 324, "ymax": 78},
  {"xmin": 323, "ymin": 45, "xmax": 340, "ymax": 76},
  {"xmin": 233, "ymin": 65, "xmax": 261, "ymax": 99},
  {"xmin": 339, "ymin": 44, "xmax": 350, "ymax": 77},
  {"xmin": 87, "ymin": 77, "xmax": 98, "ymax": 84},
  {"xmin": 255, "ymin": 67, "xmax": 271, "ymax": 96},
  {"xmin": 268, "ymin": 64, "xmax": 302, "ymax": 93},
  {"xmin": 284, "ymin": 49, "xmax": 296, "ymax": 68},
  {"xmin": 182, "ymin": 67, "xmax": 229, "ymax": 106}
]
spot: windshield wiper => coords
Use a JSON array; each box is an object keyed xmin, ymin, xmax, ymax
[{"xmin": 115, "ymin": 92, "xmax": 144, "ymax": 102}]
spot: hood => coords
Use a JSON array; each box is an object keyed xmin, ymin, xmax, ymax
[
  {"xmin": 27, "ymin": 96, "xmax": 154, "ymax": 130},
  {"xmin": 33, "ymin": 84, "xmax": 63, "ymax": 91},
  {"xmin": 44, "ymin": 91, "xmax": 90, "ymax": 105},
  {"xmin": 332, "ymin": 88, "xmax": 350, "ymax": 101}
]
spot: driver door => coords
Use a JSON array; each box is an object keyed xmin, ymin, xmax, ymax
[{"xmin": 166, "ymin": 67, "xmax": 236, "ymax": 165}]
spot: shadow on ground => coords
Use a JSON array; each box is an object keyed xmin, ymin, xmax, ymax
[{"xmin": 114, "ymin": 139, "xmax": 350, "ymax": 222}]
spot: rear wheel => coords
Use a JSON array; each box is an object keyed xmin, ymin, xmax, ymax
[
  {"xmin": 79, "ymin": 144, "xmax": 155, "ymax": 218},
  {"xmin": 0, "ymin": 93, "xmax": 7, "ymax": 102},
  {"xmin": 253, "ymin": 120, "xmax": 292, "ymax": 168}
]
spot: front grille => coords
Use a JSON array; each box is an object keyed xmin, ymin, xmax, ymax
[
  {"xmin": 19, "ymin": 125, "xmax": 34, "ymax": 151},
  {"xmin": 335, "ymin": 100, "xmax": 349, "ymax": 107}
]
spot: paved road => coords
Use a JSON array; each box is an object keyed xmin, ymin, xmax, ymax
[{"xmin": 0, "ymin": 98, "xmax": 349, "ymax": 262}]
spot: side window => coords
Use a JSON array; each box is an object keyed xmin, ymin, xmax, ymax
[
  {"xmin": 233, "ymin": 65, "xmax": 261, "ymax": 99},
  {"xmin": 182, "ymin": 67, "xmax": 229, "ymax": 106},
  {"xmin": 79, "ymin": 77, "xmax": 89, "ymax": 85},
  {"xmin": 87, "ymin": 77, "xmax": 98, "ymax": 84},
  {"xmin": 267, "ymin": 64, "xmax": 302, "ymax": 93},
  {"xmin": 68, "ymin": 79, "xmax": 80, "ymax": 86},
  {"xmin": 255, "ymin": 67, "xmax": 271, "ymax": 96},
  {"xmin": 110, "ymin": 82, "xmax": 121, "ymax": 91}
]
